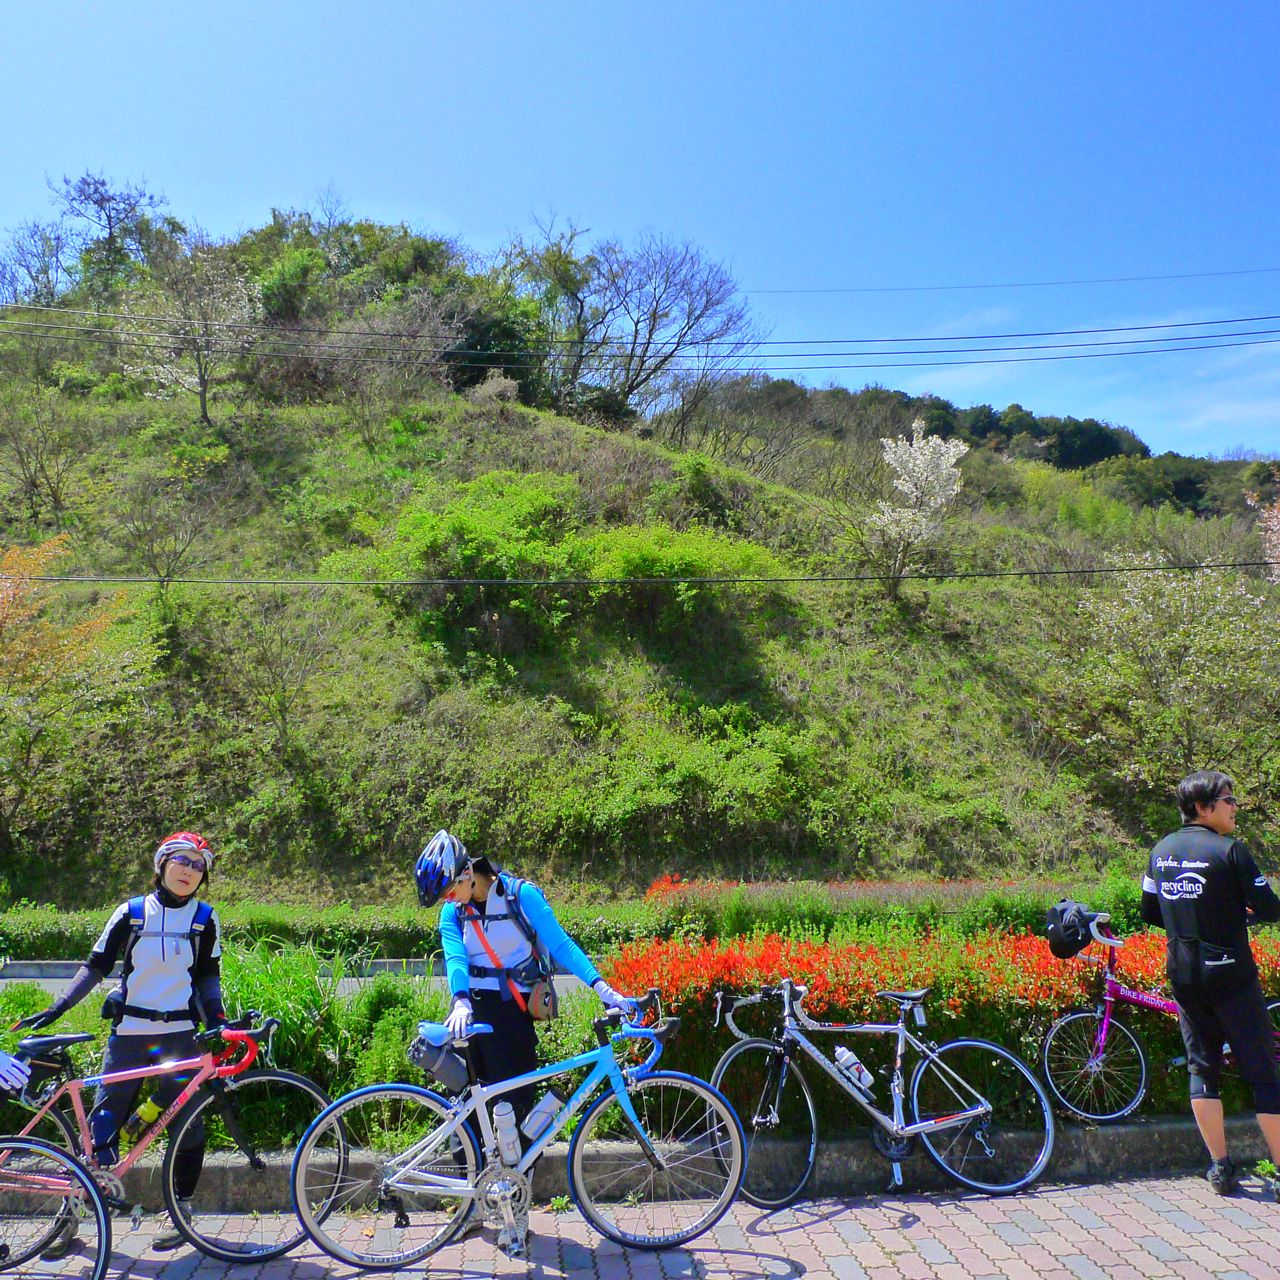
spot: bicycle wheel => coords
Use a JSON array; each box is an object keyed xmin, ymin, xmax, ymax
[
  {"xmin": 161, "ymin": 1068, "xmax": 331, "ymax": 1263},
  {"xmin": 711, "ymin": 1038, "xmax": 817, "ymax": 1208},
  {"xmin": 0, "ymin": 1135, "xmax": 111, "ymax": 1280},
  {"xmin": 569, "ymin": 1071, "xmax": 744, "ymax": 1250},
  {"xmin": 911, "ymin": 1039, "xmax": 1055, "ymax": 1194},
  {"xmin": 1041, "ymin": 1009, "xmax": 1148, "ymax": 1122},
  {"xmin": 291, "ymin": 1083, "xmax": 480, "ymax": 1271}
]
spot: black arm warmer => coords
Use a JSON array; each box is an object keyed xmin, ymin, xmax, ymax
[{"xmin": 49, "ymin": 964, "xmax": 105, "ymax": 1017}]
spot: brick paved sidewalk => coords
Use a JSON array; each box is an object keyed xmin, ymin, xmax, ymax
[{"xmin": 95, "ymin": 1175, "xmax": 1280, "ymax": 1280}]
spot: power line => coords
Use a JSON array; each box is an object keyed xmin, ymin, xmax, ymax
[
  {"xmin": 8, "ymin": 299, "xmax": 1280, "ymax": 346},
  {"xmin": 12, "ymin": 311, "xmax": 1280, "ymax": 360},
  {"xmin": 9, "ymin": 315, "xmax": 1280, "ymax": 374},
  {"xmin": 745, "ymin": 266, "xmax": 1280, "ymax": 295},
  {"xmin": 4, "ymin": 559, "xmax": 1276, "ymax": 590}
]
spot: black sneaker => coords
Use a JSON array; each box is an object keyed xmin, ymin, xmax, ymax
[{"xmin": 1208, "ymin": 1158, "xmax": 1239, "ymax": 1195}]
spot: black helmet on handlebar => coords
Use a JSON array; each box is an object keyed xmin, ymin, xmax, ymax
[{"xmin": 1046, "ymin": 898, "xmax": 1095, "ymax": 960}]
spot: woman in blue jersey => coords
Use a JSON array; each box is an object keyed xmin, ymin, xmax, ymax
[
  {"xmin": 15, "ymin": 831, "xmax": 226, "ymax": 1252},
  {"xmin": 415, "ymin": 830, "xmax": 635, "ymax": 1124}
]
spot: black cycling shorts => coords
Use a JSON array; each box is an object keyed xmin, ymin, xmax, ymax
[{"xmin": 1174, "ymin": 976, "xmax": 1280, "ymax": 1091}]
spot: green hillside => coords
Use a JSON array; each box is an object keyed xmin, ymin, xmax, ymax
[
  {"xmin": 1, "ymin": 183, "xmax": 1277, "ymax": 908},
  {"xmin": 1, "ymin": 385, "xmax": 1277, "ymax": 909}
]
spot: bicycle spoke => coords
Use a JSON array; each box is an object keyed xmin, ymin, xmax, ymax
[
  {"xmin": 1042, "ymin": 1011, "xmax": 1146, "ymax": 1122},
  {"xmin": 292, "ymin": 1085, "xmax": 477, "ymax": 1269},
  {"xmin": 570, "ymin": 1074, "xmax": 743, "ymax": 1249},
  {"xmin": 711, "ymin": 1039, "xmax": 817, "ymax": 1208},
  {"xmin": 0, "ymin": 1137, "xmax": 111, "ymax": 1280},
  {"xmin": 163, "ymin": 1069, "xmax": 331, "ymax": 1262},
  {"xmin": 912, "ymin": 1040, "xmax": 1054, "ymax": 1194}
]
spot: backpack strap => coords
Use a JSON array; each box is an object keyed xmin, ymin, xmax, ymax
[
  {"xmin": 117, "ymin": 895, "xmax": 148, "ymax": 1001},
  {"xmin": 463, "ymin": 904, "xmax": 529, "ymax": 1013}
]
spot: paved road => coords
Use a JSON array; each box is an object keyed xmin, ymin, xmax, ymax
[
  {"xmin": 1, "ymin": 972, "xmax": 589, "ymax": 1000},
  {"xmin": 73, "ymin": 1174, "xmax": 1280, "ymax": 1279}
]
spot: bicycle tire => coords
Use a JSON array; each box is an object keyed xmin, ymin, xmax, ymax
[
  {"xmin": 569, "ymin": 1071, "xmax": 744, "ymax": 1250},
  {"xmin": 710, "ymin": 1037, "xmax": 817, "ymax": 1208},
  {"xmin": 0, "ymin": 1135, "xmax": 112, "ymax": 1280},
  {"xmin": 1041, "ymin": 1009, "xmax": 1148, "ymax": 1122},
  {"xmin": 161, "ymin": 1068, "xmax": 331, "ymax": 1263},
  {"xmin": 290, "ymin": 1083, "xmax": 480, "ymax": 1271},
  {"xmin": 910, "ymin": 1038, "xmax": 1055, "ymax": 1194}
]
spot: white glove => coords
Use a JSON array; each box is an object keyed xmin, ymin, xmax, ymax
[
  {"xmin": 0, "ymin": 1050, "xmax": 31, "ymax": 1095},
  {"xmin": 445, "ymin": 996, "xmax": 473, "ymax": 1041},
  {"xmin": 593, "ymin": 979, "xmax": 636, "ymax": 1017}
]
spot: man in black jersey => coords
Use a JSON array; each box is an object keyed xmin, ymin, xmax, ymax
[{"xmin": 1142, "ymin": 770, "xmax": 1280, "ymax": 1195}]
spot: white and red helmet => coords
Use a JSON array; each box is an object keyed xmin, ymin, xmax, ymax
[{"xmin": 154, "ymin": 831, "xmax": 214, "ymax": 875}]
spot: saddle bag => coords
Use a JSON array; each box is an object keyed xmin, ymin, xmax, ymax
[{"xmin": 407, "ymin": 1035, "xmax": 470, "ymax": 1094}]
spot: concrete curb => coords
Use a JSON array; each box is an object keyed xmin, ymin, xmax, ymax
[{"xmin": 102, "ymin": 1115, "xmax": 1266, "ymax": 1211}]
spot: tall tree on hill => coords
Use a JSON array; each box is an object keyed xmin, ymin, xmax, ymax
[
  {"xmin": 50, "ymin": 171, "xmax": 179, "ymax": 301},
  {"xmin": 510, "ymin": 224, "xmax": 756, "ymax": 422}
]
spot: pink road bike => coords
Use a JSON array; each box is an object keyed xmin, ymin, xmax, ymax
[
  {"xmin": 1040, "ymin": 911, "xmax": 1280, "ymax": 1122},
  {"xmin": 11, "ymin": 1015, "xmax": 329, "ymax": 1263}
]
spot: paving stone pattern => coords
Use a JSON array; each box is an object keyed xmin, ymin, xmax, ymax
[{"xmin": 80, "ymin": 1175, "xmax": 1280, "ymax": 1279}]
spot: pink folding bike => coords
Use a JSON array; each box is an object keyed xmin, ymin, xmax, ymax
[
  {"xmin": 12, "ymin": 1015, "xmax": 328, "ymax": 1263},
  {"xmin": 1040, "ymin": 911, "xmax": 1280, "ymax": 1122}
]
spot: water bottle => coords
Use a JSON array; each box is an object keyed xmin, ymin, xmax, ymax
[
  {"xmin": 122, "ymin": 1096, "xmax": 163, "ymax": 1142},
  {"xmin": 493, "ymin": 1100, "xmax": 522, "ymax": 1165},
  {"xmin": 519, "ymin": 1090, "xmax": 562, "ymax": 1142},
  {"xmin": 835, "ymin": 1046, "xmax": 875, "ymax": 1097}
]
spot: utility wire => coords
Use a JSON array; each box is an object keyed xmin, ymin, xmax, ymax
[
  {"xmin": 9, "ymin": 317, "xmax": 1280, "ymax": 373},
  {"xmin": 8, "ymin": 299, "xmax": 1280, "ymax": 346},
  {"xmin": 12, "ymin": 312, "xmax": 1280, "ymax": 360},
  {"xmin": 4, "ymin": 559, "xmax": 1277, "ymax": 590},
  {"xmin": 746, "ymin": 266, "xmax": 1280, "ymax": 294}
]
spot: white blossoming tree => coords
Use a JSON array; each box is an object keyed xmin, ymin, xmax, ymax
[
  {"xmin": 1063, "ymin": 559, "xmax": 1280, "ymax": 794},
  {"xmin": 123, "ymin": 236, "xmax": 260, "ymax": 425},
  {"xmin": 858, "ymin": 419, "xmax": 969, "ymax": 599},
  {"xmin": 1245, "ymin": 475, "xmax": 1280, "ymax": 584}
]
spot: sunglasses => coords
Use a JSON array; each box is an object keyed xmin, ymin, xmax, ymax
[
  {"xmin": 1215, "ymin": 795, "xmax": 1239, "ymax": 808},
  {"xmin": 166, "ymin": 854, "xmax": 206, "ymax": 871}
]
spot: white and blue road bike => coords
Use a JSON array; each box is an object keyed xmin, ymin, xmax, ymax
[{"xmin": 290, "ymin": 990, "xmax": 745, "ymax": 1269}]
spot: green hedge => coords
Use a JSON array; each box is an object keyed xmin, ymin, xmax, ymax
[{"xmin": 0, "ymin": 872, "xmax": 1144, "ymax": 961}]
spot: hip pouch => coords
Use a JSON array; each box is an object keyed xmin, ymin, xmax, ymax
[
  {"xmin": 1167, "ymin": 937, "xmax": 1243, "ymax": 992},
  {"xmin": 526, "ymin": 978, "xmax": 559, "ymax": 1022}
]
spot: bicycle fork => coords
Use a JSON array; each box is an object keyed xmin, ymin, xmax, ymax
[{"xmin": 612, "ymin": 1068, "xmax": 667, "ymax": 1173}]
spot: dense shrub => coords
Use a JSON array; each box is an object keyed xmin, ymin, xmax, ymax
[
  {"xmin": 602, "ymin": 929, "xmax": 1280, "ymax": 1116},
  {"xmin": 0, "ymin": 872, "xmax": 1148, "ymax": 960}
]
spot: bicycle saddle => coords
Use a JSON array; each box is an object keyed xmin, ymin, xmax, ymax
[
  {"xmin": 415, "ymin": 1021, "xmax": 494, "ymax": 1047},
  {"xmin": 875, "ymin": 988, "xmax": 931, "ymax": 1005},
  {"xmin": 17, "ymin": 1033, "xmax": 95, "ymax": 1054}
]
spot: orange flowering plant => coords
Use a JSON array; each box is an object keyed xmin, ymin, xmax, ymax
[{"xmin": 602, "ymin": 929, "xmax": 1280, "ymax": 1115}]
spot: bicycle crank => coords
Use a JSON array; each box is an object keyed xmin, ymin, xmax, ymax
[{"xmin": 476, "ymin": 1166, "xmax": 530, "ymax": 1258}]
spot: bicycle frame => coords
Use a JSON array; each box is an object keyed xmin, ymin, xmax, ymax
[
  {"xmin": 378, "ymin": 1024, "xmax": 667, "ymax": 1200},
  {"xmin": 722, "ymin": 981, "xmax": 992, "ymax": 1145},
  {"xmin": 16, "ymin": 1032, "xmax": 262, "ymax": 1188},
  {"xmin": 1088, "ymin": 927, "xmax": 1178, "ymax": 1054}
]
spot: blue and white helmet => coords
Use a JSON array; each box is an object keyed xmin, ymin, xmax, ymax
[{"xmin": 415, "ymin": 830, "xmax": 469, "ymax": 908}]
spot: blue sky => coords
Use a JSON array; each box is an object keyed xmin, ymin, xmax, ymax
[{"xmin": 2, "ymin": 1, "xmax": 1278, "ymax": 458}]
